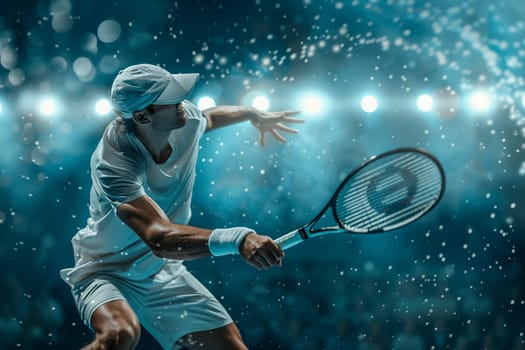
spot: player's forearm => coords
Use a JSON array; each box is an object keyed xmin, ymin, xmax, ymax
[
  {"xmin": 203, "ymin": 105, "xmax": 256, "ymax": 130},
  {"xmin": 148, "ymin": 223, "xmax": 213, "ymax": 260}
]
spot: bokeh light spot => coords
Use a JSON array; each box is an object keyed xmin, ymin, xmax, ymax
[
  {"xmin": 468, "ymin": 90, "xmax": 491, "ymax": 113},
  {"xmin": 97, "ymin": 19, "xmax": 122, "ymax": 43},
  {"xmin": 361, "ymin": 95, "xmax": 378, "ymax": 113},
  {"xmin": 95, "ymin": 99, "xmax": 112, "ymax": 116},
  {"xmin": 299, "ymin": 93, "xmax": 326, "ymax": 116},
  {"xmin": 0, "ymin": 46, "xmax": 18, "ymax": 70},
  {"xmin": 38, "ymin": 97, "xmax": 59, "ymax": 118},
  {"xmin": 51, "ymin": 11, "xmax": 74, "ymax": 33},
  {"xmin": 73, "ymin": 57, "xmax": 96, "ymax": 82},
  {"xmin": 417, "ymin": 94, "xmax": 434, "ymax": 112},
  {"xmin": 197, "ymin": 96, "xmax": 216, "ymax": 110},
  {"xmin": 252, "ymin": 95, "xmax": 270, "ymax": 111}
]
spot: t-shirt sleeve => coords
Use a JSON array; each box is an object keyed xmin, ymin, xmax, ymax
[
  {"xmin": 182, "ymin": 100, "xmax": 208, "ymax": 138},
  {"xmin": 92, "ymin": 132, "xmax": 146, "ymax": 210}
]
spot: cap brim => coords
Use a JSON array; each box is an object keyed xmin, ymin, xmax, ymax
[{"xmin": 154, "ymin": 73, "xmax": 199, "ymax": 105}]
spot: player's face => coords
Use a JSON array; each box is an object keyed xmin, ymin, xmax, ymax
[{"xmin": 149, "ymin": 103, "xmax": 186, "ymax": 130}]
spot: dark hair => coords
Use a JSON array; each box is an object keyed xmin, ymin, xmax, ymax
[
  {"xmin": 114, "ymin": 115, "xmax": 135, "ymax": 134},
  {"xmin": 114, "ymin": 104, "xmax": 155, "ymax": 134}
]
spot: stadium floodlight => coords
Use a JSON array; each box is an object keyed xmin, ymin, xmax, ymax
[
  {"xmin": 468, "ymin": 90, "xmax": 491, "ymax": 113},
  {"xmin": 299, "ymin": 93, "xmax": 326, "ymax": 116},
  {"xmin": 360, "ymin": 95, "xmax": 378, "ymax": 113},
  {"xmin": 252, "ymin": 95, "xmax": 270, "ymax": 111},
  {"xmin": 417, "ymin": 94, "xmax": 433, "ymax": 112},
  {"xmin": 95, "ymin": 98, "xmax": 112, "ymax": 116},
  {"xmin": 38, "ymin": 97, "xmax": 59, "ymax": 118},
  {"xmin": 197, "ymin": 96, "xmax": 216, "ymax": 110}
]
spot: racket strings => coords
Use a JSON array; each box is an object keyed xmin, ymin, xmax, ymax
[
  {"xmin": 340, "ymin": 172, "xmax": 440, "ymax": 229},
  {"xmin": 335, "ymin": 153, "xmax": 443, "ymax": 232},
  {"xmin": 360, "ymin": 166, "xmax": 433, "ymax": 206},
  {"xmin": 344, "ymin": 167, "xmax": 440, "ymax": 216},
  {"xmin": 339, "ymin": 181, "xmax": 439, "ymax": 230},
  {"xmin": 347, "ymin": 181, "xmax": 441, "ymax": 230},
  {"xmin": 339, "ymin": 154, "xmax": 435, "ymax": 210},
  {"xmin": 349, "ymin": 152, "xmax": 423, "ymax": 187}
]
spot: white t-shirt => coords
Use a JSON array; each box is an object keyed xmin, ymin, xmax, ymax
[{"xmin": 61, "ymin": 101, "xmax": 207, "ymax": 285}]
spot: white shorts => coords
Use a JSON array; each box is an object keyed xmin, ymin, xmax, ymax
[{"xmin": 70, "ymin": 262, "xmax": 233, "ymax": 349}]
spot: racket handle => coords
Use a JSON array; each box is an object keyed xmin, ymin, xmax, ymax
[{"xmin": 274, "ymin": 229, "xmax": 304, "ymax": 250}]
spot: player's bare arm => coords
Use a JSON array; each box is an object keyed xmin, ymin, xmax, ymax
[
  {"xmin": 117, "ymin": 195, "xmax": 284, "ymax": 269},
  {"xmin": 203, "ymin": 106, "xmax": 304, "ymax": 147}
]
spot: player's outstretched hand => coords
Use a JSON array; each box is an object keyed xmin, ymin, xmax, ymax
[
  {"xmin": 240, "ymin": 233, "xmax": 284, "ymax": 270},
  {"xmin": 249, "ymin": 110, "xmax": 303, "ymax": 147}
]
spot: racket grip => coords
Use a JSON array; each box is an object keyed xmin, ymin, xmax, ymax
[{"xmin": 274, "ymin": 229, "xmax": 304, "ymax": 250}]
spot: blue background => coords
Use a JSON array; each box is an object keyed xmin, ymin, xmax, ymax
[{"xmin": 0, "ymin": 0, "xmax": 524, "ymax": 349}]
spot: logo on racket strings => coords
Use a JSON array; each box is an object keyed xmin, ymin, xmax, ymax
[{"xmin": 366, "ymin": 166, "xmax": 417, "ymax": 215}]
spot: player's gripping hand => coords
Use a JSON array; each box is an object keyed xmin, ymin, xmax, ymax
[{"xmin": 240, "ymin": 233, "xmax": 284, "ymax": 270}]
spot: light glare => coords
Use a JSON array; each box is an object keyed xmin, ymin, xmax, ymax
[
  {"xmin": 300, "ymin": 93, "xmax": 325, "ymax": 115},
  {"xmin": 468, "ymin": 91, "xmax": 491, "ymax": 112},
  {"xmin": 95, "ymin": 99, "xmax": 112, "ymax": 116},
  {"xmin": 252, "ymin": 96, "xmax": 270, "ymax": 111},
  {"xmin": 39, "ymin": 97, "xmax": 58, "ymax": 117},
  {"xmin": 197, "ymin": 96, "xmax": 216, "ymax": 110},
  {"xmin": 361, "ymin": 95, "xmax": 378, "ymax": 113},
  {"xmin": 417, "ymin": 94, "xmax": 433, "ymax": 112}
]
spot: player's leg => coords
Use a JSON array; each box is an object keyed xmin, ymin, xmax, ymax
[
  {"xmin": 133, "ymin": 264, "xmax": 244, "ymax": 349},
  {"xmin": 81, "ymin": 299, "xmax": 141, "ymax": 350},
  {"xmin": 176, "ymin": 322, "xmax": 248, "ymax": 350}
]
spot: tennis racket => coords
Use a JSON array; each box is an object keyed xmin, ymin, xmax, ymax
[{"xmin": 275, "ymin": 147, "xmax": 445, "ymax": 250}]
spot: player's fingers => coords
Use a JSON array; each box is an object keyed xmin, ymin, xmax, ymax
[
  {"xmin": 281, "ymin": 110, "xmax": 302, "ymax": 117},
  {"xmin": 258, "ymin": 240, "xmax": 284, "ymax": 267},
  {"xmin": 244, "ymin": 251, "xmax": 265, "ymax": 270},
  {"xmin": 267, "ymin": 242, "xmax": 284, "ymax": 266},
  {"xmin": 253, "ymin": 253, "xmax": 272, "ymax": 270},
  {"xmin": 281, "ymin": 116, "xmax": 305, "ymax": 124},
  {"xmin": 275, "ymin": 123, "xmax": 299, "ymax": 134},
  {"xmin": 247, "ymin": 259, "xmax": 263, "ymax": 271},
  {"xmin": 271, "ymin": 129, "xmax": 287, "ymax": 143},
  {"xmin": 259, "ymin": 130, "xmax": 266, "ymax": 148}
]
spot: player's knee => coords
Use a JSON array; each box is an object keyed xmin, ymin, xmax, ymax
[{"xmin": 99, "ymin": 317, "xmax": 141, "ymax": 349}]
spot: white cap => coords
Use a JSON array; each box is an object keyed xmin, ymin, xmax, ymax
[
  {"xmin": 110, "ymin": 64, "xmax": 199, "ymax": 119},
  {"xmin": 154, "ymin": 73, "xmax": 199, "ymax": 105}
]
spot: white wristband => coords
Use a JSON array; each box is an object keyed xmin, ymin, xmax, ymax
[{"xmin": 208, "ymin": 227, "xmax": 253, "ymax": 256}]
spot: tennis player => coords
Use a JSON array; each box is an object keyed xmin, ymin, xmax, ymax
[{"xmin": 60, "ymin": 63, "xmax": 302, "ymax": 350}]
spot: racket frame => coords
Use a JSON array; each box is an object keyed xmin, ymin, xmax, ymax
[{"xmin": 275, "ymin": 147, "xmax": 445, "ymax": 249}]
